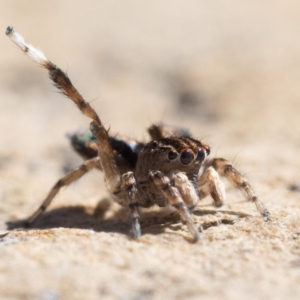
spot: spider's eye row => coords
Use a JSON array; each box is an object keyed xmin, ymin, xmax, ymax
[
  {"xmin": 196, "ymin": 148, "xmax": 205, "ymax": 161},
  {"xmin": 180, "ymin": 150, "xmax": 194, "ymax": 165},
  {"xmin": 168, "ymin": 150, "xmax": 178, "ymax": 160}
]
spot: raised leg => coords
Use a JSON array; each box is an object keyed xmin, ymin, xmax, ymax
[
  {"xmin": 149, "ymin": 171, "xmax": 200, "ymax": 242},
  {"xmin": 6, "ymin": 27, "xmax": 123, "ymax": 197},
  {"xmin": 197, "ymin": 167, "xmax": 226, "ymax": 207},
  {"xmin": 211, "ymin": 158, "xmax": 270, "ymax": 217},
  {"xmin": 27, "ymin": 157, "xmax": 100, "ymax": 225}
]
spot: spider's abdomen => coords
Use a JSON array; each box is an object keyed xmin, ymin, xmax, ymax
[{"xmin": 69, "ymin": 130, "xmax": 144, "ymax": 173}]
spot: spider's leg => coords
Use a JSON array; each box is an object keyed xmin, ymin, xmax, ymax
[
  {"xmin": 6, "ymin": 27, "xmax": 101, "ymax": 125},
  {"xmin": 148, "ymin": 123, "xmax": 192, "ymax": 140},
  {"xmin": 211, "ymin": 158, "xmax": 270, "ymax": 218},
  {"xmin": 150, "ymin": 171, "xmax": 200, "ymax": 242},
  {"xmin": 90, "ymin": 122, "xmax": 122, "ymax": 194},
  {"xmin": 26, "ymin": 157, "xmax": 100, "ymax": 225},
  {"xmin": 121, "ymin": 172, "xmax": 141, "ymax": 239},
  {"xmin": 6, "ymin": 27, "xmax": 122, "ymax": 195},
  {"xmin": 197, "ymin": 166, "xmax": 226, "ymax": 208}
]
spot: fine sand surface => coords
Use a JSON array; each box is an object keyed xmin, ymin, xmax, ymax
[{"xmin": 1, "ymin": 1, "xmax": 300, "ymax": 299}]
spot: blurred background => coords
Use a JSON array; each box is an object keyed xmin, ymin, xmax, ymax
[
  {"xmin": 2, "ymin": 1, "xmax": 300, "ymax": 299},
  {"xmin": 1, "ymin": 0, "xmax": 300, "ymax": 223}
]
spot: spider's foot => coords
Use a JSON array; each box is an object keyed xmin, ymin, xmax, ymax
[
  {"xmin": 184, "ymin": 231, "xmax": 201, "ymax": 244},
  {"xmin": 263, "ymin": 209, "xmax": 270, "ymax": 221},
  {"xmin": 6, "ymin": 26, "xmax": 13, "ymax": 35},
  {"xmin": 131, "ymin": 221, "xmax": 141, "ymax": 239}
]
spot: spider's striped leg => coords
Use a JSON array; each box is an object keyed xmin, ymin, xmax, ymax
[
  {"xmin": 45, "ymin": 58, "xmax": 123, "ymax": 199},
  {"xmin": 121, "ymin": 172, "xmax": 141, "ymax": 239},
  {"xmin": 211, "ymin": 158, "xmax": 270, "ymax": 218},
  {"xmin": 26, "ymin": 157, "xmax": 100, "ymax": 225},
  {"xmin": 6, "ymin": 26, "xmax": 123, "ymax": 196},
  {"xmin": 6, "ymin": 26, "xmax": 101, "ymax": 125},
  {"xmin": 90, "ymin": 122, "xmax": 122, "ymax": 195},
  {"xmin": 150, "ymin": 171, "xmax": 200, "ymax": 243}
]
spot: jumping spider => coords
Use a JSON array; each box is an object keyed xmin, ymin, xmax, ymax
[{"xmin": 6, "ymin": 26, "xmax": 270, "ymax": 242}]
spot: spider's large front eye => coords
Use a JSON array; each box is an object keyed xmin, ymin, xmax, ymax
[
  {"xmin": 180, "ymin": 150, "xmax": 194, "ymax": 165},
  {"xmin": 196, "ymin": 148, "xmax": 205, "ymax": 162},
  {"xmin": 168, "ymin": 151, "xmax": 178, "ymax": 160}
]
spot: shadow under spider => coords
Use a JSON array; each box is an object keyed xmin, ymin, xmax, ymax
[
  {"xmin": 6, "ymin": 204, "xmax": 251, "ymax": 237},
  {"xmin": 6, "ymin": 205, "xmax": 128, "ymax": 234}
]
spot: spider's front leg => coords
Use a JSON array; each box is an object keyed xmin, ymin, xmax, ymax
[
  {"xmin": 211, "ymin": 158, "xmax": 270, "ymax": 218},
  {"xmin": 89, "ymin": 123, "xmax": 122, "ymax": 194},
  {"xmin": 90, "ymin": 123, "xmax": 142, "ymax": 238},
  {"xmin": 149, "ymin": 171, "xmax": 200, "ymax": 242}
]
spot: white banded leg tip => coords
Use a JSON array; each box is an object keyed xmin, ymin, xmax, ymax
[{"xmin": 6, "ymin": 26, "xmax": 13, "ymax": 35}]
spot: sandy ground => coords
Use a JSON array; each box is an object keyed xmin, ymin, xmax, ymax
[{"xmin": 1, "ymin": 1, "xmax": 300, "ymax": 299}]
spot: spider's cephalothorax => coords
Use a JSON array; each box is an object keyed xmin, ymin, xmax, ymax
[
  {"xmin": 6, "ymin": 26, "xmax": 270, "ymax": 242},
  {"xmin": 135, "ymin": 137, "xmax": 210, "ymax": 207}
]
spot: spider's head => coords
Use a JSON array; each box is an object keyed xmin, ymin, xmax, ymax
[{"xmin": 138, "ymin": 136, "xmax": 210, "ymax": 178}]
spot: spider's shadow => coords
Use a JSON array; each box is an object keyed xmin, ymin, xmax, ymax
[
  {"xmin": 6, "ymin": 203, "xmax": 251, "ymax": 237},
  {"xmin": 6, "ymin": 205, "xmax": 128, "ymax": 234}
]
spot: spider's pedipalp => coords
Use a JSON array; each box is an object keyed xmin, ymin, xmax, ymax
[
  {"xmin": 150, "ymin": 170, "xmax": 200, "ymax": 242},
  {"xmin": 198, "ymin": 166, "xmax": 226, "ymax": 208},
  {"xmin": 172, "ymin": 172, "xmax": 199, "ymax": 209}
]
